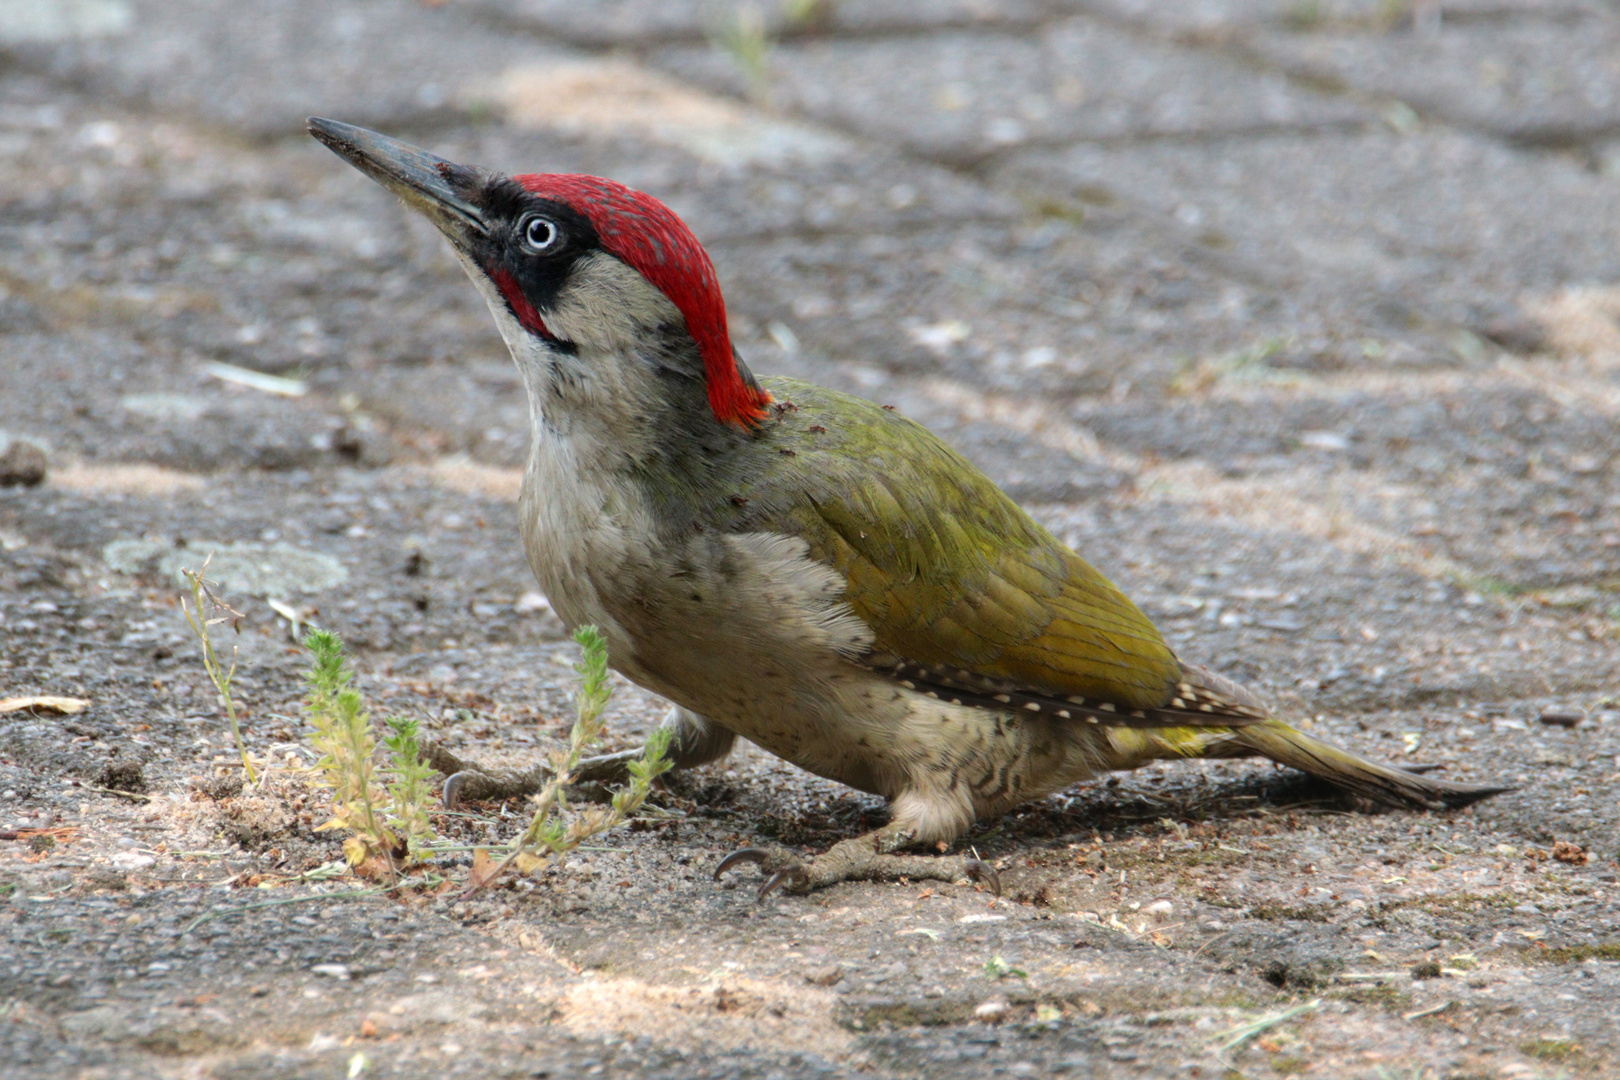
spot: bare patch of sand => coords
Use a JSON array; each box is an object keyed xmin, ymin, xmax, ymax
[
  {"xmin": 426, "ymin": 456, "xmax": 523, "ymax": 502},
  {"xmin": 52, "ymin": 463, "xmax": 205, "ymax": 495},
  {"xmin": 472, "ymin": 60, "xmax": 846, "ymax": 168},
  {"xmin": 554, "ymin": 975, "xmax": 852, "ymax": 1059}
]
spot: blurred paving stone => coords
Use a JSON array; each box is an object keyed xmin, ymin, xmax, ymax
[
  {"xmin": 998, "ymin": 128, "xmax": 1620, "ymax": 330},
  {"xmin": 0, "ymin": 325, "xmax": 361, "ymax": 472},
  {"xmin": 1079, "ymin": 0, "xmax": 1607, "ymax": 36},
  {"xmin": 0, "ymin": 0, "xmax": 131, "ymax": 44},
  {"xmin": 103, "ymin": 537, "xmax": 348, "ymax": 595},
  {"xmin": 480, "ymin": 0, "xmax": 1051, "ymax": 47},
  {"xmin": 19, "ymin": 0, "xmax": 577, "ymax": 136},
  {"xmin": 1249, "ymin": 16, "xmax": 1620, "ymax": 142},
  {"xmin": 710, "ymin": 217, "xmax": 1285, "ymax": 401},
  {"xmin": 658, "ymin": 16, "xmax": 1371, "ymax": 163},
  {"xmin": 1075, "ymin": 378, "xmax": 1620, "ymax": 587}
]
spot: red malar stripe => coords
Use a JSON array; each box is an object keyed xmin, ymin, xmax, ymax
[{"xmin": 491, "ymin": 266, "xmax": 555, "ymax": 341}]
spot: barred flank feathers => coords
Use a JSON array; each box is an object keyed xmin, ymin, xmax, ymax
[{"xmin": 877, "ymin": 655, "xmax": 1507, "ymax": 809}]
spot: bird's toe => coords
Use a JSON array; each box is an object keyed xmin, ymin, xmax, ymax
[
  {"xmin": 760, "ymin": 863, "xmax": 812, "ymax": 899},
  {"xmin": 962, "ymin": 858, "xmax": 1002, "ymax": 896}
]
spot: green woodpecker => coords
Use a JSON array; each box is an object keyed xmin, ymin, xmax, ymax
[{"xmin": 309, "ymin": 119, "xmax": 1506, "ymax": 897}]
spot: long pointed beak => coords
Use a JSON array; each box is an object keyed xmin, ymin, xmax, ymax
[{"xmin": 307, "ymin": 117, "xmax": 487, "ymax": 242}]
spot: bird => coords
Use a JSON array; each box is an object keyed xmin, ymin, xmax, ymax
[{"xmin": 308, "ymin": 118, "xmax": 1507, "ymax": 898}]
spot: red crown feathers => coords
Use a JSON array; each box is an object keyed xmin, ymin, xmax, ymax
[{"xmin": 514, "ymin": 174, "xmax": 771, "ymax": 428}]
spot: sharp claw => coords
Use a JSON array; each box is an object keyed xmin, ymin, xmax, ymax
[
  {"xmin": 965, "ymin": 859, "xmax": 1002, "ymax": 897},
  {"xmin": 441, "ymin": 770, "xmax": 474, "ymax": 810},
  {"xmin": 759, "ymin": 868, "xmax": 805, "ymax": 900},
  {"xmin": 713, "ymin": 847, "xmax": 773, "ymax": 881}
]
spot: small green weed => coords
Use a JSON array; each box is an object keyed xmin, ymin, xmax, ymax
[
  {"xmin": 188, "ymin": 610, "xmax": 666, "ymax": 892},
  {"xmin": 714, "ymin": 3, "xmax": 773, "ymax": 100},
  {"xmin": 382, "ymin": 715, "xmax": 435, "ymax": 863},
  {"xmin": 1538, "ymin": 943, "xmax": 1620, "ymax": 964},
  {"xmin": 1520, "ymin": 1037, "xmax": 1580, "ymax": 1062},
  {"xmin": 468, "ymin": 625, "xmax": 672, "ymax": 894},
  {"xmin": 984, "ymin": 955, "xmax": 1028, "ymax": 979},
  {"xmin": 303, "ymin": 629, "xmax": 439, "ymax": 879}
]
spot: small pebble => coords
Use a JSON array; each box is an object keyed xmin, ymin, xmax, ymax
[
  {"xmin": 0, "ymin": 432, "xmax": 47, "ymax": 487},
  {"xmin": 110, "ymin": 852, "xmax": 154, "ymax": 871},
  {"xmin": 1144, "ymin": 899, "xmax": 1174, "ymax": 921},
  {"xmin": 974, "ymin": 997, "xmax": 1009, "ymax": 1021},
  {"xmin": 803, "ymin": 964, "xmax": 842, "ymax": 987},
  {"xmin": 1539, "ymin": 707, "xmax": 1586, "ymax": 728},
  {"xmin": 312, "ymin": 963, "xmax": 352, "ymax": 980}
]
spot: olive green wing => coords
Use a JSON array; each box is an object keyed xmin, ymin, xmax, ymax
[{"xmin": 743, "ymin": 379, "xmax": 1267, "ymax": 727}]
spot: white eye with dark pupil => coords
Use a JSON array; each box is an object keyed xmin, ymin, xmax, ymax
[{"xmin": 523, "ymin": 216, "xmax": 559, "ymax": 252}]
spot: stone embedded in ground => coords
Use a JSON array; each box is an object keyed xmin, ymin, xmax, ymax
[
  {"xmin": 102, "ymin": 538, "xmax": 348, "ymax": 596},
  {"xmin": 0, "ymin": 431, "xmax": 47, "ymax": 487},
  {"xmin": 1539, "ymin": 706, "xmax": 1587, "ymax": 728},
  {"xmin": 485, "ymin": 0, "xmax": 1051, "ymax": 46}
]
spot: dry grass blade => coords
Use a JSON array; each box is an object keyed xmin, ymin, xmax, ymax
[{"xmin": 1215, "ymin": 999, "xmax": 1319, "ymax": 1060}]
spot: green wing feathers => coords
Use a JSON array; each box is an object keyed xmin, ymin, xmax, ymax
[{"xmin": 752, "ymin": 379, "xmax": 1182, "ymax": 708}]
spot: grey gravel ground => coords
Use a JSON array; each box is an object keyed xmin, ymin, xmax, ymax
[{"xmin": 3, "ymin": 2, "xmax": 1619, "ymax": 1078}]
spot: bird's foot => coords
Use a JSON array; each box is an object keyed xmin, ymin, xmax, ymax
[{"xmin": 714, "ymin": 831, "xmax": 1001, "ymax": 899}]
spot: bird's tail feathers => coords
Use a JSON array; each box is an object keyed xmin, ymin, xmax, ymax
[{"xmin": 1235, "ymin": 720, "xmax": 1510, "ymax": 809}]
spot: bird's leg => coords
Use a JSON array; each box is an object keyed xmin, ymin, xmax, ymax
[
  {"xmin": 715, "ymin": 822, "xmax": 1001, "ymax": 899},
  {"xmin": 434, "ymin": 706, "xmax": 735, "ymax": 808}
]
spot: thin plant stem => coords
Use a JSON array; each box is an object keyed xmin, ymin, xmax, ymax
[{"xmin": 180, "ymin": 560, "xmax": 256, "ymax": 785}]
